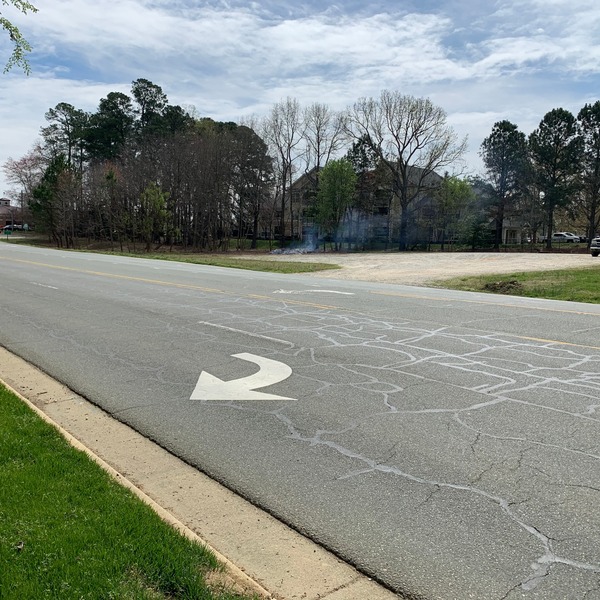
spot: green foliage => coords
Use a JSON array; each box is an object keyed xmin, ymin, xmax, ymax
[
  {"xmin": 529, "ymin": 108, "xmax": 583, "ymax": 246},
  {"xmin": 11, "ymin": 86, "xmax": 600, "ymax": 254},
  {"xmin": 160, "ymin": 104, "xmax": 195, "ymax": 134},
  {"xmin": 137, "ymin": 183, "xmax": 169, "ymax": 252},
  {"xmin": 84, "ymin": 92, "xmax": 135, "ymax": 160},
  {"xmin": 430, "ymin": 174, "xmax": 476, "ymax": 247},
  {"xmin": 480, "ymin": 120, "xmax": 530, "ymax": 248},
  {"xmin": 1, "ymin": 0, "xmax": 37, "ymax": 73},
  {"xmin": 315, "ymin": 158, "xmax": 357, "ymax": 248},
  {"xmin": 41, "ymin": 103, "xmax": 89, "ymax": 168},
  {"xmin": 30, "ymin": 154, "xmax": 69, "ymax": 233},
  {"xmin": 345, "ymin": 135, "xmax": 378, "ymax": 174},
  {"xmin": 131, "ymin": 78, "xmax": 168, "ymax": 131},
  {"xmin": 480, "ymin": 121, "xmax": 529, "ymax": 181},
  {"xmin": 577, "ymin": 101, "xmax": 600, "ymax": 240}
]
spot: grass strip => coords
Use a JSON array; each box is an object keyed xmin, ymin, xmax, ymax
[
  {"xmin": 439, "ymin": 266, "xmax": 600, "ymax": 303},
  {"xmin": 111, "ymin": 252, "xmax": 341, "ymax": 274},
  {"xmin": 7, "ymin": 237, "xmax": 340, "ymax": 274},
  {"xmin": 0, "ymin": 384, "xmax": 257, "ymax": 600}
]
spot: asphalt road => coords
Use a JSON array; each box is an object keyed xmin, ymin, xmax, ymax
[{"xmin": 1, "ymin": 243, "xmax": 600, "ymax": 600}]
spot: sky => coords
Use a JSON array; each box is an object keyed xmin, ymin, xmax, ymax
[{"xmin": 1, "ymin": 0, "xmax": 600, "ymax": 197}]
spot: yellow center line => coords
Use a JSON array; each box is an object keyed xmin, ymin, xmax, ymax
[
  {"xmin": 4, "ymin": 255, "xmax": 600, "ymax": 350},
  {"xmin": 0, "ymin": 256, "xmax": 340, "ymax": 311},
  {"xmin": 515, "ymin": 335, "xmax": 600, "ymax": 351},
  {"xmin": 1, "ymin": 256, "xmax": 226, "ymax": 294}
]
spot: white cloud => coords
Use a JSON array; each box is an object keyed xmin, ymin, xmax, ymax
[{"xmin": 1, "ymin": 0, "xmax": 599, "ymax": 194}]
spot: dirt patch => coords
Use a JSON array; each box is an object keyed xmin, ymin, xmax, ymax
[
  {"xmin": 251, "ymin": 250, "xmax": 596, "ymax": 286},
  {"xmin": 483, "ymin": 280, "xmax": 524, "ymax": 294}
]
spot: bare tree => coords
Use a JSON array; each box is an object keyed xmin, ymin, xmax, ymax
[
  {"xmin": 346, "ymin": 90, "xmax": 467, "ymax": 250},
  {"xmin": 303, "ymin": 102, "xmax": 346, "ymax": 173},
  {"xmin": 3, "ymin": 142, "xmax": 47, "ymax": 196},
  {"xmin": 300, "ymin": 103, "xmax": 346, "ymax": 231},
  {"xmin": 262, "ymin": 97, "xmax": 304, "ymax": 246}
]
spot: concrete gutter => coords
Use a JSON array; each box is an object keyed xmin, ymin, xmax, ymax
[{"xmin": 0, "ymin": 347, "xmax": 401, "ymax": 600}]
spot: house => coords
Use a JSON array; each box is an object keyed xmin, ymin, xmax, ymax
[
  {"xmin": 286, "ymin": 165, "xmax": 444, "ymax": 249},
  {"xmin": 0, "ymin": 198, "xmax": 14, "ymax": 227},
  {"xmin": 0, "ymin": 197, "xmax": 33, "ymax": 229}
]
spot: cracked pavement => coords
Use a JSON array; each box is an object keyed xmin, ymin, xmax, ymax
[{"xmin": 1, "ymin": 245, "xmax": 600, "ymax": 599}]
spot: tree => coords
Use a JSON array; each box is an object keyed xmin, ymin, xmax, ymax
[
  {"xmin": 262, "ymin": 97, "xmax": 303, "ymax": 246},
  {"xmin": 346, "ymin": 135, "xmax": 392, "ymax": 248},
  {"xmin": 30, "ymin": 154, "xmax": 79, "ymax": 247},
  {"xmin": 159, "ymin": 105, "xmax": 194, "ymax": 135},
  {"xmin": 230, "ymin": 125, "xmax": 273, "ymax": 249},
  {"xmin": 84, "ymin": 92, "xmax": 135, "ymax": 161},
  {"xmin": 302, "ymin": 102, "xmax": 346, "ymax": 194},
  {"xmin": 314, "ymin": 158, "xmax": 357, "ymax": 250},
  {"xmin": 577, "ymin": 102, "xmax": 600, "ymax": 244},
  {"xmin": 137, "ymin": 182, "xmax": 169, "ymax": 252},
  {"xmin": 303, "ymin": 103, "xmax": 346, "ymax": 172},
  {"xmin": 1, "ymin": 0, "xmax": 37, "ymax": 73},
  {"xmin": 480, "ymin": 121, "xmax": 529, "ymax": 249},
  {"xmin": 346, "ymin": 90, "xmax": 467, "ymax": 250},
  {"xmin": 131, "ymin": 78, "xmax": 168, "ymax": 133},
  {"xmin": 41, "ymin": 102, "xmax": 88, "ymax": 169},
  {"xmin": 529, "ymin": 108, "xmax": 582, "ymax": 249},
  {"xmin": 2, "ymin": 141, "xmax": 48, "ymax": 198},
  {"xmin": 430, "ymin": 174, "xmax": 475, "ymax": 250}
]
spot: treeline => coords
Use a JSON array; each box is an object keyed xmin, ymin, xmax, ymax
[
  {"xmin": 3, "ymin": 82, "xmax": 600, "ymax": 252},
  {"xmin": 4, "ymin": 79, "xmax": 276, "ymax": 250},
  {"xmin": 2, "ymin": 85, "xmax": 468, "ymax": 251},
  {"xmin": 479, "ymin": 104, "xmax": 600, "ymax": 249}
]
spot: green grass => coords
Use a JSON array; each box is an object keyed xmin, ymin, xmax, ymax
[
  {"xmin": 111, "ymin": 251, "xmax": 341, "ymax": 274},
  {"xmin": 439, "ymin": 266, "xmax": 600, "ymax": 303},
  {"xmin": 4, "ymin": 236, "xmax": 340, "ymax": 274},
  {"xmin": 0, "ymin": 385, "xmax": 257, "ymax": 600}
]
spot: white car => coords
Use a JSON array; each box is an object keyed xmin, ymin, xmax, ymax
[
  {"xmin": 551, "ymin": 232, "xmax": 580, "ymax": 243},
  {"xmin": 590, "ymin": 236, "xmax": 600, "ymax": 257}
]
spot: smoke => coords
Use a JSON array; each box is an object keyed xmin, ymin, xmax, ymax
[{"xmin": 270, "ymin": 227, "xmax": 319, "ymax": 255}]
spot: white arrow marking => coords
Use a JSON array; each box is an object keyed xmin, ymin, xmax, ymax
[{"xmin": 190, "ymin": 353, "xmax": 295, "ymax": 401}]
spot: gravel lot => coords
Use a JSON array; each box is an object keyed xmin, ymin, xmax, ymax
[{"xmin": 262, "ymin": 250, "xmax": 596, "ymax": 286}]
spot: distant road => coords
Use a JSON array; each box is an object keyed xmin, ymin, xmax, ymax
[{"xmin": 2, "ymin": 243, "xmax": 600, "ymax": 599}]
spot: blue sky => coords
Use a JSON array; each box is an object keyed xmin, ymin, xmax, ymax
[{"xmin": 1, "ymin": 0, "xmax": 600, "ymax": 195}]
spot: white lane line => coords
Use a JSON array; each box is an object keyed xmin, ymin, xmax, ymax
[
  {"xmin": 273, "ymin": 289, "xmax": 354, "ymax": 295},
  {"xmin": 197, "ymin": 321, "xmax": 294, "ymax": 347},
  {"xmin": 29, "ymin": 282, "xmax": 59, "ymax": 290}
]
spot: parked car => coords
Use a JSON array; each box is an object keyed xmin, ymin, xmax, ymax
[
  {"xmin": 546, "ymin": 232, "xmax": 580, "ymax": 243},
  {"xmin": 2, "ymin": 224, "xmax": 23, "ymax": 231},
  {"xmin": 590, "ymin": 236, "xmax": 600, "ymax": 257}
]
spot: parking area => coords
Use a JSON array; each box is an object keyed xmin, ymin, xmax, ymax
[{"xmin": 262, "ymin": 250, "xmax": 596, "ymax": 286}]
